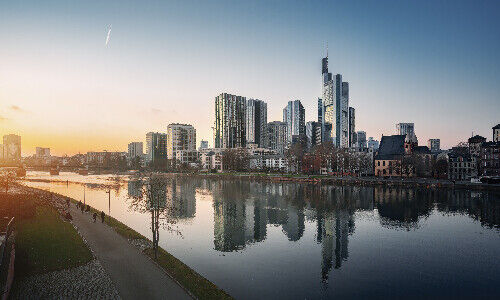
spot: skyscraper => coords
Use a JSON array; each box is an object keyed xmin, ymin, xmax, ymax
[
  {"xmin": 427, "ymin": 139, "xmax": 440, "ymax": 152},
  {"xmin": 2, "ymin": 134, "xmax": 21, "ymax": 160},
  {"xmin": 322, "ymin": 55, "xmax": 349, "ymax": 147},
  {"xmin": 214, "ymin": 93, "xmax": 246, "ymax": 148},
  {"xmin": 166, "ymin": 123, "xmax": 196, "ymax": 160},
  {"xmin": 246, "ymin": 99, "xmax": 268, "ymax": 148},
  {"xmin": 146, "ymin": 132, "xmax": 167, "ymax": 163},
  {"xmin": 267, "ymin": 121, "xmax": 287, "ymax": 155},
  {"xmin": 396, "ymin": 123, "xmax": 418, "ymax": 144},
  {"xmin": 348, "ymin": 107, "xmax": 355, "ymax": 147},
  {"xmin": 283, "ymin": 100, "xmax": 305, "ymax": 145},
  {"xmin": 306, "ymin": 121, "xmax": 320, "ymax": 149}
]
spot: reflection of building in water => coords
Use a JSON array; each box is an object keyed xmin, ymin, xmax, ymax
[
  {"xmin": 166, "ymin": 179, "xmax": 196, "ymax": 219},
  {"xmin": 127, "ymin": 180, "xmax": 142, "ymax": 198},
  {"xmin": 318, "ymin": 210, "xmax": 354, "ymax": 282}
]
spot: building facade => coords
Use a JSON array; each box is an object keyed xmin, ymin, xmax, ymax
[
  {"xmin": 367, "ymin": 137, "xmax": 379, "ymax": 150},
  {"xmin": 427, "ymin": 139, "xmax": 441, "ymax": 152},
  {"xmin": 36, "ymin": 147, "xmax": 51, "ymax": 158},
  {"xmin": 283, "ymin": 100, "xmax": 305, "ymax": 145},
  {"xmin": 246, "ymin": 99, "xmax": 268, "ymax": 148},
  {"xmin": 2, "ymin": 134, "xmax": 21, "ymax": 160},
  {"xmin": 267, "ymin": 121, "xmax": 287, "ymax": 155},
  {"xmin": 306, "ymin": 121, "xmax": 320, "ymax": 149},
  {"xmin": 468, "ymin": 135, "xmax": 486, "ymax": 157},
  {"xmin": 375, "ymin": 135, "xmax": 406, "ymax": 177},
  {"xmin": 356, "ymin": 131, "xmax": 367, "ymax": 148},
  {"xmin": 167, "ymin": 123, "xmax": 196, "ymax": 161},
  {"xmin": 448, "ymin": 153, "xmax": 477, "ymax": 181},
  {"xmin": 128, "ymin": 142, "xmax": 143, "ymax": 159},
  {"xmin": 214, "ymin": 93, "xmax": 246, "ymax": 148},
  {"xmin": 146, "ymin": 132, "xmax": 167, "ymax": 163},
  {"xmin": 396, "ymin": 123, "xmax": 418, "ymax": 144},
  {"xmin": 348, "ymin": 107, "xmax": 355, "ymax": 147},
  {"xmin": 322, "ymin": 55, "xmax": 349, "ymax": 147},
  {"xmin": 493, "ymin": 124, "xmax": 500, "ymax": 142},
  {"xmin": 480, "ymin": 141, "xmax": 500, "ymax": 176},
  {"xmin": 199, "ymin": 140, "xmax": 209, "ymax": 150}
]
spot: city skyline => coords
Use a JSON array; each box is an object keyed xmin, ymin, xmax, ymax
[{"xmin": 1, "ymin": 0, "xmax": 500, "ymax": 156}]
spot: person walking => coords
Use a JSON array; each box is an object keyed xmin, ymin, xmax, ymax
[
  {"xmin": 93, "ymin": 212, "xmax": 97, "ymax": 223},
  {"xmin": 100, "ymin": 211, "xmax": 105, "ymax": 223}
]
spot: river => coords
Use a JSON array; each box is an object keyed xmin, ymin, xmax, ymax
[{"xmin": 22, "ymin": 171, "xmax": 500, "ymax": 299}]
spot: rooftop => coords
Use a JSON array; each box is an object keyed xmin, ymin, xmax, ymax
[{"xmin": 375, "ymin": 135, "xmax": 406, "ymax": 160}]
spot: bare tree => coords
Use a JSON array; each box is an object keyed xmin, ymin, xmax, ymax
[
  {"xmin": 0, "ymin": 170, "xmax": 17, "ymax": 194},
  {"xmin": 128, "ymin": 174, "xmax": 182, "ymax": 259}
]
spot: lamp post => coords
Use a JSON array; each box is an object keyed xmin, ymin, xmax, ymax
[{"xmin": 106, "ymin": 189, "xmax": 111, "ymax": 214}]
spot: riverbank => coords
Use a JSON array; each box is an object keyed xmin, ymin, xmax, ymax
[
  {"xmin": 168, "ymin": 172, "xmax": 500, "ymax": 192},
  {"xmin": 17, "ymin": 184, "xmax": 233, "ymax": 300}
]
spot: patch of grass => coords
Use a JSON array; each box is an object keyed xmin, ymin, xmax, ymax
[
  {"xmin": 15, "ymin": 205, "xmax": 93, "ymax": 278},
  {"xmin": 144, "ymin": 247, "xmax": 232, "ymax": 300}
]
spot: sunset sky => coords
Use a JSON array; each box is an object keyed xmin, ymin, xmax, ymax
[{"xmin": 1, "ymin": 0, "xmax": 499, "ymax": 156}]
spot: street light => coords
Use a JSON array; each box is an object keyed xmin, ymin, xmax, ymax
[{"xmin": 106, "ymin": 189, "xmax": 111, "ymax": 214}]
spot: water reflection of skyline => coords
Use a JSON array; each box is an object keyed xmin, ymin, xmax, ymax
[{"xmin": 126, "ymin": 179, "xmax": 500, "ymax": 282}]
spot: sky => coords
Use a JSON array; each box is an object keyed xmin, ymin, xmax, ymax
[{"xmin": 1, "ymin": 0, "xmax": 499, "ymax": 156}]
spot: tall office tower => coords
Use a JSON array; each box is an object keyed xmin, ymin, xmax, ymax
[
  {"xmin": 356, "ymin": 131, "xmax": 367, "ymax": 148},
  {"xmin": 283, "ymin": 100, "xmax": 305, "ymax": 145},
  {"xmin": 322, "ymin": 55, "xmax": 349, "ymax": 147},
  {"xmin": 427, "ymin": 139, "xmax": 440, "ymax": 152},
  {"xmin": 36, "ymin": 147, "xmax": 51, "ymax": 158},
  {"xmin": 214, "ymin": 93, "xmax": 246, "ymax": 148},
  {"xmin": 348, "ymin": 107, "xmax": 355, "ymax": 147},
  {"xmin": 199, "ymin": 140, "xmax": 209, "ymax": 150},
  {"xmin": 396, "ymin": 123, "xmax": 418, "ymax": 144},
  {"xmin": 306, "ymin": 121, "xmax": 320, "ymax": 149},
  {"xmin": 318, "ymin": 98, "xmax": 324, "ymax": 143},
  {"xmin": 146, "ymin": 132, "xmax": 167, "ymax": 163},
  {"xmin": 128, "ymin": 142, "xmax": 143, "ymax": 158},
  {"xmin": 246, "ymin": 99, "xmax": 268, "ymax": 148},
  {"xmin": 166, "ymin": 123, "xmax": 196, "ymax": 160},
  {"xmin": 267, "ymin": 121, "xmax": 287, "ymax": 155},
  {"xmin": 0, "ymin": 144, "xmax": 3, "ymax": 160},
  {"xmin": 2, "ymin": 134, "xmax": 21, "ymax": 160}
]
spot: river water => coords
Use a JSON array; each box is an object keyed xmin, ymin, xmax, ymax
[{"xmin": 22, "ymin": 171, "xmax": 500, "ymax": 299}]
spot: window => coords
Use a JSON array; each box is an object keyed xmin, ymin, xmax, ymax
[{"xmin": 383, "ymin": 161, "xmax": 386, "ymax": 166}]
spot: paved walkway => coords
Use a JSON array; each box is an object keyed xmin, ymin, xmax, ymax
[{"xmin": 69, "ymin": 204, "xmax": 192, "ymax": 300}]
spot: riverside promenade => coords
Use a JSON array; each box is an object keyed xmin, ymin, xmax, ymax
[{"xmin": 69, "ymin": 204, "xmax": 192, "ymax": 300}]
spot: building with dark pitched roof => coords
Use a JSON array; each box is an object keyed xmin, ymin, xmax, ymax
[{"xmin": 375, "ymin": 135, "xmax": 406, "ymax": 177}]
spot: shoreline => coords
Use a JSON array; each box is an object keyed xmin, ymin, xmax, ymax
[
  {"xmin": 21, "ymin": 171, "xmax": 500, "ymax": 192},
  {"xmin": 169, "ymin": 172, "xmax": 500, "ymax": 192},
  {"xmin": 17, "ymin": 184, "xmax": 233, "ymax": 300}
]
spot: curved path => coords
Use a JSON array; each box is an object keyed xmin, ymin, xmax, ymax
[{"xmin": 69, "ymin": 204, "xmax": 192, "ymax": 300}]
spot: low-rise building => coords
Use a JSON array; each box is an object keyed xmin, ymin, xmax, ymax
[
  {"xmin": 427, "ymin": 139, "xmax": 440, "ymax": 152},
  {"xmin": 375, "ymin": 135, "xmax": 406, "ymax": 177},
  {"xmin": 174, "ymin": 150, "xmax": 199, "ymax": 165},
  {"xmin": 448, "ymin": 152, "xmax": 477, "ymax": 181}
]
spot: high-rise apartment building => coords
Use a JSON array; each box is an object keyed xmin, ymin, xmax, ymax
[
  {"xmin": 396, "ymin": 123, "xmax": 418, "ymax": 144},
  {"xmin": 283, "ymin": 100, "xmax": 305, "ymax": 145},
  {"xmin": 246, "ymin": 99, "xmax": 267, "ymax": 148},
  {"xmin": 167, "ymin": 123, "xmax": 196, "ymax": 160},
  {"xmin": 3, "ymin": 134, "xmax": 21, "ymax": 160},
  {"xmin": 427, "ymin": 139, "xmax": 441, "ymax": 152},
  {"xmin": 493, "ymin": 124, "xmax": 500, "ymax": 142},
  {"xmin": 36, "ymin": 147, "xmax": 51, "ymax": 158},
  {"xmin": 322, "ymin": 55, "xmax": 349, "ymax": 147},
  {"xmin": 214, "ymin": 93, "xmax": 246, "ymax": 148},
  {"xmin": 128, "ymin": 142, "xmax": 143, "ymax": 158},
  {"xmin": 367, "ymin": 137, "xmax": 379, "ymax": 150},
  {"xmin": 348, "ymin": 107, "xmax": 355, "ymax": 147},
  {"xmin": 267, "ymin": 121, "xmax": 287, "ymax": 155},
  {"xmin": 146, "ymin": 132, "xmax": 167, "ymax": 163}
]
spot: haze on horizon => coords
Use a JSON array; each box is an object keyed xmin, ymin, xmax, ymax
[{"xmin": 1, "ymin": 0, "xmax": 499, "ymax": 156}]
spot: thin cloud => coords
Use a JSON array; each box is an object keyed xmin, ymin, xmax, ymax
[
  {"xmin": 151, "ymin": 108, "xmax": 162, "ymax": 114},
  {"xmin": 105, "ymin": 24, "xmax": 112, "ymax": 46},
  {"xmin": 0, "ymin": 115, "xmax": 7, "ymax": 121},
  {"xmin": 10, "ymin": 105, "xmax": 22, "ymax": 111}
]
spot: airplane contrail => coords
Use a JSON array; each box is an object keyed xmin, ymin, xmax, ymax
[{"xmin": 105, "ymin": 25, "xmax": 112, "ymax": 46}]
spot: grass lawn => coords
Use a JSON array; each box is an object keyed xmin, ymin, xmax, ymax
[{"xmin": 15, "ymin": 205, "xmax": 93, "ymax": 278}]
